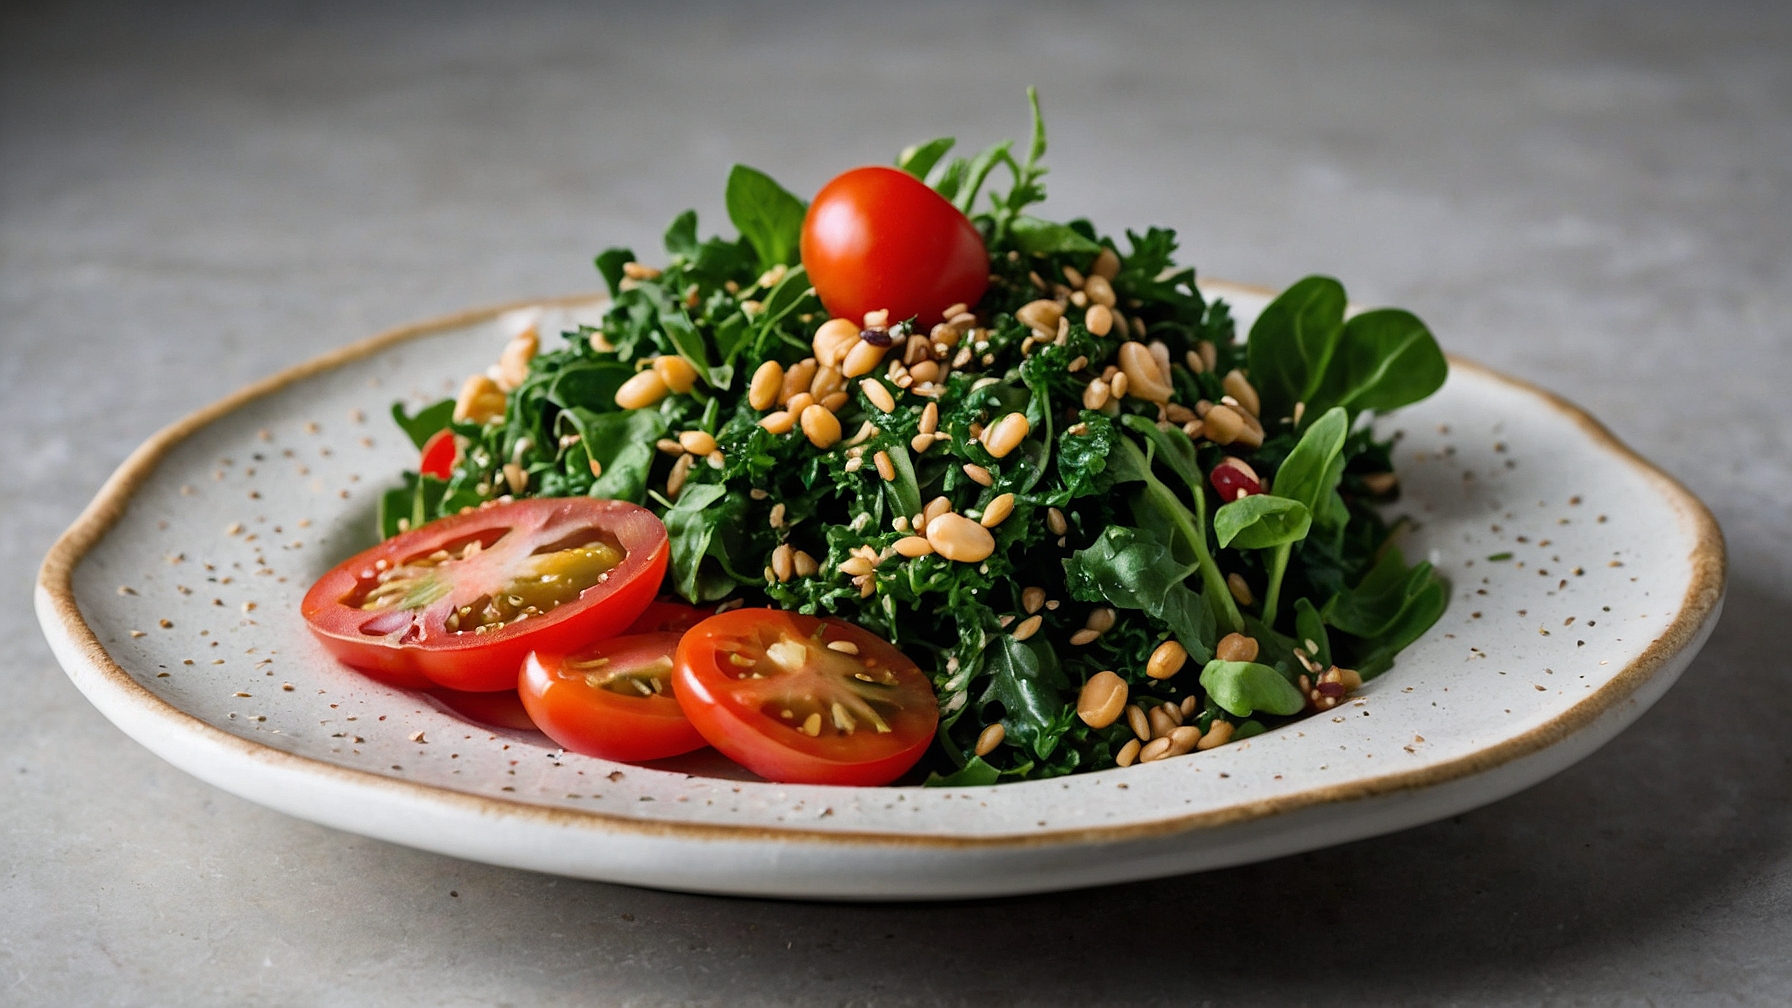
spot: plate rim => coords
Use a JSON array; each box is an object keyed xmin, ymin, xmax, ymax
[{"xmin": 36, "ymin": 281, "xmax": 1727, "ymax": 851}]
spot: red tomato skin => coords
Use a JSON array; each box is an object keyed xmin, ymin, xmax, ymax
[
  {"xmin": 301, "ymin": 498, "xmax": 669, "ymax": 692},
  {"xmin": 801, "ymin": 166, "xmax": 988, "ymax": 327},
  {"xmin": 672, "ymin": 610, "xmax": 938, "ymax": 787},
  {"xmin": 419, "ymin": 429, "xmax": 458, "ymax": 480},
  {"xmin": 518, "ymin": 634, "xmax": 706, "ymax": 762}
]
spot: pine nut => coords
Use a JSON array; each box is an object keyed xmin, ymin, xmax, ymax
[
  {"xmin": 1070, "ymin": 629, "xmax": 1101, "ymax": 645},
  {"xmin": 758, "ymin": 410, "xmax": 796, "ymax": 434},
  {"xmin": 1076, "ymin": 670, "xmax": 1128, "ymax": 728},
  {"xmin": 1222, "ymin": 369, "xmax": 1260, "ymax": 417},
  {"xmin": 1021, "ymin": 586, "xmax": 1046, "ymax": 614},
  {"xmin": 1013, "ymin": 614, "xmax": 1043, "ymax": 641},
  {"xmin": 926, "ymin": 512, "xmax": 996, "ymax": 562},
  {"xmin": 1361, "ymin": 472, "xmax": 1398, "ymax": 494},
  {"xmin": 653, "ymin": 355, "xmax": 698, "ymax": 394},
  {"xmin": 1185, "ymin": 349, "xmax": 1207, "ymax": 374},
  {"xmin": 1118, "ymin": 341, "xmax": 1173, "ymax": 402},
  {"xmin": 1227, "ymin": 573, "xmax": 1254, "ymax": 606},
  {"xmin": 919, "ymin": 402, "xmax": 939, "ymax": 435},
  {"xmin": 962, "ymin": 464, "xmax": 994, "ymax": 487},
  {"xmin": 666, "ymin": 453, "xmax": 693, "ymax": 498},
  {"xmin": 842, "ymin": 338, "xmax": 887, "ymax": 378},
  {"xmin": 925, "ymin": 496, "xmax": 952, "ymax": 524},
  {"xmin": 495, "ymin": 330, "xmax": 538, "ymax": 391},
  {"xmin": 656, "ymin": 438, "xmax": 684, "ymax": 456},
  {"xmin": 1148, "ymin": 705, "xmax": 1177, "ymax": 740},
  {"xmin": 1183, "ymin": 420, "xmax": 1205, "ymax": 439},
  {"xmin": 780, "ymin": 358, "xmax": 817, "ymax": 403},
  {"xmin": 1216, "ymin": 632, "xmax": 1259, "ymax": 663},
  {"xmin": 813, "ymin": 317, "xmax": 860, "ymax": 368},
  {"xmin": 821, "ymin": 391, "xmax": 849, "ymax": 412},
  {"xmin": 785, "ymin": 391, "xmax": 816, "ymax": 417},
  {"xmin": 748, "ymin": 361, "xmax": 784, "ymax": 410},
  {"xmin": 860, "ymin": 379, "xmax": 896, "ymax": 413},
  {"xmin": 1091, "ymin": 247, "xmax": 1121, "ymax": 279},
  {"xmin": 980, "ymin": 492, "xmax": 1016, "ymax": 528},
  {"xmin": 1148, "ymin": 341, "xmax": 1172, "ymax": 384},
  {"xmin": 706, "ymin": 449, "xmax": 725, "ymax": 469},
  {"xmin": 862, "ymin": 309, "xmax": 889, "ymax": 329},
  {"xmin": 1167, "ymin": 725, "xmax": 1202, "ymax": 756},
  {"xmin": 614, "ymin": 369, "xmax": 669, "ymax": 410},
  {"xmin": 839, "ymin": 556, "xmax": 875, "ymax": 577},
  {"xmin": 910, "ymin": 433, "xmax": 933, "ymax": 453},
  {"xmin": 454, "ymin": 374, "xmax": 507, "ymax": 424},
  {"xmin": 621, "ymin": 261, "xmax": 660, "ymax": 280},
  {"xmin": 502, "ymin": 462, "xmax": 527, "ymax": 495},
  {"xmin": 1138, "ymin": 737, "xmax": 1173, "ymax": 763},
  {"xmin": 894, "ymin": 536, "xmax": 934, "ymax": 557},
  {"xmin": 1084, "ymin": 606, "xmax": 1116, "ymax": 633},
  {"xmin": 1204, "ymin": 404, "xmax": 1247, "ymax": 445},
  {"xmin": 679, "ymin": 430, "xmax": 717, "ymax": 456},
  {"xmin": 808, "ymin": 366, "xmax": 845, "ymax": 402},
  {"xmin": 1180, "ymin": 695, "xmax": 1199, "ymax": 717},
  {"xmin": 874, "ymin": 450, "xmax": 895, "ymax": 480},
  {"xmin": 1125, "ymin": 704, "xmax": 1150, "ymax": 741},
  {"xmin": 1197, "ymin": 340, "xmax": 1218, "ymax": 373},
  {"xmin": 1116, "ymin": 738, "xmax": 1142, "ymax": 767},
  {"xmin": 768, "ymin": 502, "xmax": 787, "ymax": 528},
  {"xmin": 1110, "ymin": 371, "xmax": 1130, "ymax": 399},
  {"xmin": 792, "ymin": 550, "xmax": 819, "ymax": 577},
  {"xmin": 1083, "ymin": 274, "xmax": 1116, "ymax": 308},
  {"xmin": 1146, "ymin": 640, "xmax": 1188, "ymax": 680},
  {"xmin": 1196, "ymin": 720, "xmax": 1235, "ymax": 750},
  {"xmin": 1083, "ymin": 379, "xmax": 1111, "ymax": 410},
  {"xmin": 975, "ymin": 723, "xmax": 1006, "ymax": 757},
  {"xmin": 800, "ymin": 404, "xmax": 841, "ymax": 448},
  {"xmin": 981, "ymin": 412, "xmax": 1030, "ymax": 458},
  {"xmin": 771, "ymin": 543, "xmax": 794, "ymax": 582},
  {"xmin": 1015, "ymin": 299, "xmax": 1063, "ymax": 333},
  {"xmin": 908, "ymin": 360, "xmax": 941, "ymax": 384},
  {"xmin": 1047, "ymin": 507, "xmax": 1068, "ymax": 536},
  {"xmin": 1084, "ymin": 303, "xmax": 1114, "ymax": 337}
]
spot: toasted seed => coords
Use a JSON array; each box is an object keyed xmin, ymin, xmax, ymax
[
  {"xmin": 1204, "ymin": 404, "xmax": 1247, "ymax": 445},
  {"xmin": 1084, "ymin": 303, "xmax": 1114, "ymax": 337},
  {"xmin": 768, "ymin": 502, "xmax": 787, "ymax": 529},
  {"xmin": 1083, "ymin": 273, "xmax": 1116, "ymax": 308},
  {"xmin": 842, "ymin": 338, "xmax": 887, "ymax": 378},
  {"xmin": 792, "ymin": 550, "xmax": 819, "ymax": 577},
  {"xmin": 894, "ymin": 536, "xmax": 934, "ymax": 558},
  {"xmin": 1185, "ymin": 349, "xmax": 1207, "ymax": 374},
  {"xmin": 1091, "ymin": 247, "xmax": 1121, "ymax": 280},
  {"xmin": 980, "ymin": 493, "xmax": 1016, "ymax": 528},
  {"xmin": 1069, "ymin": 628, "xmax": 1102, "ymax": 645},
  {"xmin": 860, "ymin": 379, "xmax": 896, "ymax": 413},
  {"xmin": 749, "ymin": 360, "xmax": 784, "ymax": 410},
  {"xmin": 1182, "ymin": 420, "xmax": 1205, "ymax": 439},
  {"xmin": 771, "ymin": 543, "xmax": 794, "ymax": 582},
  {"xmin": 909, "ymin": 360, "xmax": 941, "ymax": 384},
  {"xmin": 502, "ymin": 462, "xmax": 527, "ymax": 495},
  {"xmin": 981, "ymin": 412, "xmax": 1031, "ymax": 459},
  {"xmin": 1146, "ymin": 640, "xmax": 1188, "ymax": 680},
  {"xmin": 1125, "ymin": 704, "xmax": 1150, "ymax": 741},
  {"xmin": 919, "ymin": 402, "xmax": 940, "ymax": 435},
  {"xmin": 1222, "ymin": 369, "xmax": 1261, "ymax": 417},
  {"xmin": 1021, "ymin": 586, "xmax": 1046, "ymax": 614},
  {"xmin": 454, "ymin": 374, "xmax": 507, "ymax": 424},
  {"xmin": 706, "ymin": 448, "xmax": 725, "ymax": 469},
  {"xmin": 1012, "ymin": 614, "xmax": 1043, "ymax": 641},
  {"xmin": 1118, "ymin": 341, "xmax": 1173, "ymax": 402},
  {"xmin": 620, "ymin": 261, "xmax": 660, "ymax": 281},
  {"xmin": 1138, "ymin": 737, "xmax": 1173, "ymax": 763},
  {"xmin": 588, "ymin": 458, "xmax": 604, "ymax": 478},
  {"xmin": 1084, "ymin": 606, "xmax": 1116, "ymax": 633},
  {"xmin": 1167, "ymin": 725, "xmax": 1202, "ymax": 756},
  {"xmin": 1015, "ymin": 299, "xmax": 1064, "ymax": 333},
  {"xmin": 656, "ymin": 438, "xmax": 685, "ymax": 456},
  {"xmin": 780, "ymin": 359, "xmax": 817, "ymax": 404},
  {"xmin": 910, "ymin": 433, "xmax": 934, "ymax": 453},
  {"xmin": 785, "ymin": 392, "xmax": 816, "ymax": 418},
  {"xmin": 615, "ymin": 369, "xmax": 670, "ymax": 411},
  {"xmin": 1166, "ymin": 403, "xmax": 1197, "ymax": 425},
  {"xmin": 758, "ymin": 410, "xmax": 797, "ymax": 434},
  {"xmin": 820, "ymin": 391, "xmax": 849, "ymax": 412},
  {"xmin": 1180, "ymin": 695, "xmax": 1199, "ymax": 717},
  {"xmin": 1082, "ymin": 378, "xmax": 1111, "ymax": 410},
  {"xmin": 653, "ymin": 355, "xmax": 698, "ymax": 394},
  {"xmin": 495, "ymin": 330, "xmax": 539, "ymax": 391},
  {"xmin": 1360, "ymin": 472, "xmax": 1398, "ymax": 494},
  {"xmin": 962, "ymin": 463, "xmax": 994, "ymax": 487},
  {"xmin": 813, "ymin": 317, "xmax": 860, "ymax": 368},
  {"xmin": 839, "ymin": 556, "xmax": 875, "ymax": 577},
  {"xmin": 1076, "ymin": 671, "xmax": 1128, "ymax": 728},
  {"xmin": 975, "ymin": 723, "xmax": 1007, "ymax": 757},
  {"xmin": 1216, "ymin": 632, "xmax": 1260, "ymax": 663},
  {"xmin": 810, "ymin": 364, "xmax": 848, "ymax": 400},
  {"xmin": 800, "ymin": 405, "xmax": 842, "ymax": 448},
  {"xmin": 1109, "ymin": 370, "xmax": 1130, "ymax": 399},
  {"xmin": 924, "ymin": 496, "xmax": 952, "ymax": 524},
  {"xmin": 1116, "ymin": 738, "xmax": 1143, "ymax": 767},
  {"xmin": 1197, "ymin": 339, "xmax": 1218, "ymax": 373},
  {"xmin": 874, "ymin": 450, "xmax": 895, "ymax": 480},
  {"xmin": 1227, "ymin": 573, "xmax": 1254, "ymax": 606},
  {"xmin": 926, "ymin": 512, "xmax": 996, "ymax": 562},
  {"xmin": 1047, "ymin": 507, "xmax": 1068, "ymax": 536},
  {"xmin": 1196, "ymin": 720, "xmax": 1235, "ymax": 750},
  {"xmin": 665, "ymin": 452, "xmax": 693, "ymax": 498},
  {"xmin": 1147, "ymin": 704, "xmax": 1177, "ymax": 741},
  {"xmin": 679, "ymin": 430, "xmax": 717, "ymax": 456}
]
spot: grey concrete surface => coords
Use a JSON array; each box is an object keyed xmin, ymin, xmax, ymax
[{"xmin": 4, "ymin": 1, "xmax": 1789, "ymax": 1004}]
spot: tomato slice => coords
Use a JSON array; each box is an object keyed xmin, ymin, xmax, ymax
[
  {"xmin": 519, "ymin": 633, "xmax": 705, "ymax": 761},
  {"xmin": 625, "ymin": 599, "xmax": 713, "ymax": 635},
  {"xmin": 301, "ymin": 498, "xmax": 668, "ymax": 692},
  {"xmin": 672, "ymin": 609, "xmax": 938, "ymax": 786},
  {"xmin": 419, "ymin": 428, "xmax": 458, "ymax": 480}
]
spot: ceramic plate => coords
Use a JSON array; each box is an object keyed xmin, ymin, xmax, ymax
[{"xmin": 36, "ymin": 282, "xmax": 1724, "ymax": 900}]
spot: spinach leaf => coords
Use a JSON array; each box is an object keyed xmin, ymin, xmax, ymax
[
  {"xmin": 1064, "ymin": 526, "xmax": 1196, "ymax": 610},
  {"xmin": 561, "ymin": 407, "xmax": 667, "ymax": 504},
  {"xmin": 1245, "ymin": 275, "xmax": 1346, "ymax": 424},
  {"xmin": 662, "ymin": 482, "xmax": 756, "ymax": 603},
  {"xmin": 924, "ymin": 756, "xmax": 1001, "ymax": 788},
  {"xmin": 724, "ymin": 165, "xmax": 806, "ymax": 271},
  {"xmin": 1213, "ymin": 494, "xmax": 1312, "ymax": 550},
  {"xmin": 662, "ymin": 210, "xmax": 700, "ymax": 261},
  {"xmin": 1121, "ymin": 415, "xmax": 1202, "ymax": 497},
  {"xmin": 896, "ymin": 137, "xmax": 955, "ymax": 180},
  {"xmin": 1354, "ymin": 575, "xmax": 1447, "ymax": 679},
  {"xmin": 1271, "ymin": 405, "xmax": 1348, "ymax": 521},
  {"xmin": 547, "ymin": 362, "xmax": 632, "ymax": 411},
  {"xmin": 377, "ymin": 471, "xmax": 449, "ymax": 539},
  {"xmin": 1322, "ymin": 546, "xmax": 1435, "ymax": 639},
  {"xmin": 1330, "ymin": 309, "xmax": 1449, "ymax": 415},
  {"xmin": 1009, "ymin": 215, "xmax": 1101, "ymax": 256},
  {"xmin": 391, "ymin": 399, "xmax": 454, "ymax": 450},
  {"xmin": 953, "ymin": 140, "xmax": 1012, "ymax": 215},
  {"xmin": 979, "ymin": 634, "xmax": 1070, "ymax": 759},
  {"xmin": 593, "ymin": 247, "xmax": 636, "ymax": 297},
  {"xmin": 1199, "ymin": 660, "xmax": 1306, "ymax": 717},
  {"xmin": 1294, "ymin": 596, "xmax": 1332, "ymax": 669}
]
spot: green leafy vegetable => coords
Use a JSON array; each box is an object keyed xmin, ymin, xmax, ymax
[
  {"xmin": 1214, "ymin": 495, "xmax": 1312, "ymax": 550},
  {"xmin": 725, "ymin": 165, "xmax": 807, "ymax": 271},
  {"xmin": 1199, "ymin": 660, "xmax": 1306, "ymax": 717}
]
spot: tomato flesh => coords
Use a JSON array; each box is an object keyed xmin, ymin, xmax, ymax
[
  {"xmin": 672, "ymin": 609, "xmax": 938, "ymax": 786},
  {"xmin": 800, "ymin": 166, "xmax": 988, "ymax": 327},
  {"xmin": 419, "ymin": 428, "xmax": 457, "ymax": 480},
  {"xmin": 519, "ymin": 633, "xmax": 705, "ymax": 762},
  {"xmin": 302, "ymin": 498, "xmax": 668, "ymax": 692}
]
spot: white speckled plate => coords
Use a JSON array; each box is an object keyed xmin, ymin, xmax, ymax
[{"xmin": 36, "ymin": 282, "xmax": 1724, "ymax": 900}]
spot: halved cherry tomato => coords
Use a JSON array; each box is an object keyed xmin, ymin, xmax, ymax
[
  {"xmin": 519, "ymin": 633, "xmax": 705, "ymax": 761},
  {"xmin": 426, "ymin": 688, "xmax": 540, "ymax": 732},
  {"xmin": 419, "ymin": 428, "xmax": 458, "ymax": 480},
  {"xmin": 672, "ymin": 609, "xmax": 938, "ymax": 786},
  {"xmin": 800, "ymin": 166, "xmax": 988, "ymax": 327},
  {"xmin": 302, "ymin": 498, "xmax": 668, "ymax": 692},
  {"xmin": 625, "ymin": 599, "xmax": 713, "ymax": 635}
]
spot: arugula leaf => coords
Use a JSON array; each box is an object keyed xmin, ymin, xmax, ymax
[
  {"xmin": 929, "ymin": 157, "xmax": 969, "ymax": 201},
  {"xmin": 1213, "ymin": 494, "xmax": 1312, "ymax": 550},
  {"xmin": 1199, "ymin": 660, "xmax": 1306, "ymax": 717},
  {"xmin": 662, "ymin": 482, "xmax": 758, "ymax": 603},
  {"xmin": 1246, "ymin": 275, "xmax": 1347, "ymax": 424},
  {"xmin": 391, "ymin": 399, "xmax": 454, "ymax": 450},
  {"xmin": 725, "ymin": 165, "xmax": 806, "ymax": 271},
  {"xmin": 896, "ymin": 137, "xmax": 955, "ymax": 180},
  {"xmin": 953, "ymin": 140, "xmax": 1013, "ymax": 215}
]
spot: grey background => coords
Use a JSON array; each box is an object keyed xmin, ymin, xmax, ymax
[{"xmin": 5, "ymin": 1, "xmax": 1789, "ymax": 1004}]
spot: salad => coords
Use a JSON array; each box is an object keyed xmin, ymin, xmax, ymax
[{"xmin": 302, "ymin": 92, "xmax": 1449, "ymax": 787}]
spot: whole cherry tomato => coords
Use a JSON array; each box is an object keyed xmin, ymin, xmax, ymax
[{"xmin": 800, "ymin": 166, "xmax": 988, "ymax": 327}]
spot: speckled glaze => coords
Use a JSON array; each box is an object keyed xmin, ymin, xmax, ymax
[{"xmin": 36, "ymin": 282, "xmax": 1724, "ymax": 900}]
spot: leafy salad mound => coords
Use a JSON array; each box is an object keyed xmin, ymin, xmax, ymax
[{"xmin": 382, "ymin": 93, "xmax": 1450, "ymax": 784}]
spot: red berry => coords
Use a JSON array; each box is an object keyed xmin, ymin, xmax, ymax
[{"xmin": 1210, "ymin": 458, "xmax": 1261, "ymax": 502}]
